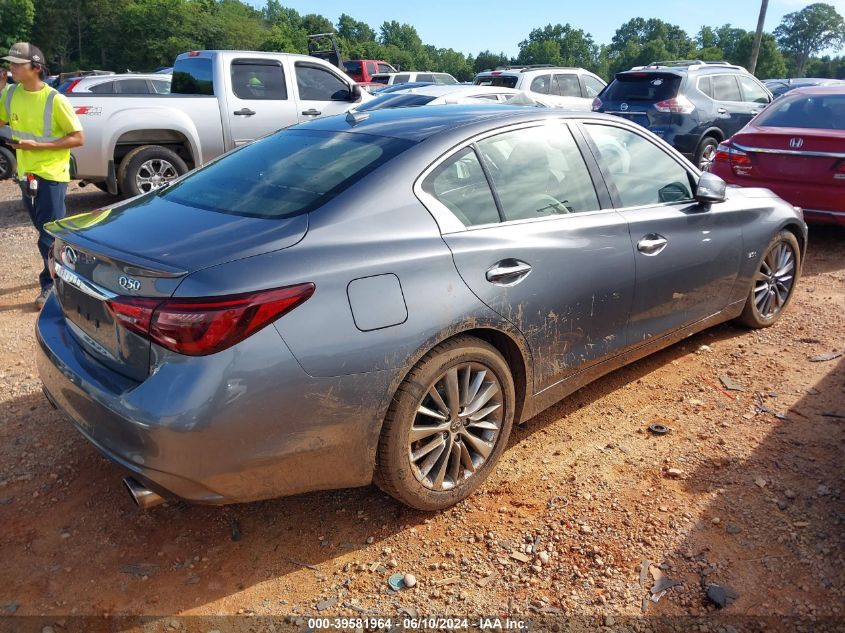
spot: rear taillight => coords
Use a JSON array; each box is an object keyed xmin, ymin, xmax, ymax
[
  {"xmin": 654, "ymin": 95, "xmax": 695, "ymax": 114},
  {"xmin": 714, "ymin": 143, "xmax": 753, "ymax": 177},
  {"xmin": 591, "ymin": 97, "xmax": 602, "ymax": 111},
  {"xmin": 107, "ymin": 284, "xmax": 315, "ymax": 356}
]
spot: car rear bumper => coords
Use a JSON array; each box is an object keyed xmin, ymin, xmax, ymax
[{"xmin": 36, "ymin": 293, "xmax": 391, "ymax": 504}]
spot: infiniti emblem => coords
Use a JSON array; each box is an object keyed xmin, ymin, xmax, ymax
[
  {"xmin": 62, "ymin": 245, "xmax": 78, "ymax": 269},
  {"xmin": 620, "ymin": 103, "xmax": 629, "ymax": 111},
  {"xmin": 789, "ymin": 137, "xmax": 804, "ymax": 149}
]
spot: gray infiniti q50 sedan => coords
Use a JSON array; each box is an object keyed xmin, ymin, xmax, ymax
[{"xmin": 37, "ymin": 106, "xmax": 806, "ymax": 511}]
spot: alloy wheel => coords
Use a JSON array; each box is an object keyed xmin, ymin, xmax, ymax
[
  {"xmin": 136, "ymin": 159, "xmax": 178, "ymax": 193},
  {"xmin": 754, "ymin": 242, "xmax": 796, "ymax": 318},
  {"xmin": 408, "ymin": 362, "xmax": 503, "ymax": 491}
]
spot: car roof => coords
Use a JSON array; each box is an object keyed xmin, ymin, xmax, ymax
[
  {"xmin": 296, "ymin": 104, "xmax": 615, "ymax": 142},
  {"xmin": 70, "ymin": 73, "xmax": 171, "ymax": 84},
  {"xmin": 389, "ymin": 85, "xmax": 520, "ymax": 97},
  {"xmin": 785, "ymin": 84, "xmax": 845, "ymax": 96},
  {"xmin": 476, "ymin": 66, "xmax": 589, "ymax": 76}
]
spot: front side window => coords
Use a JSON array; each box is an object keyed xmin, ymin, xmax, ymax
[
  {"xmin": 295, "ymin": 64, "xmax": 350, "ymax": 101},
  {"xmin": 584, "ymin": 124, "xmax": 694, "ymax": 208},
  {"xmin": 738, "ymin": 76, "xmax": 771, "ymax": 104},
  {"xmin": 422, "ymin": 147, "xmax": 500, "ymax": 227},
  {"xmin": 552, "ymin": 74, "xmax": 582, "ymax": 98},
  {"xmin": 530, "ymin": 74, "xmax": 552, "ymax": 95},
  {"xmin": 476, "ymin": 125, "xmax": 601, "ymax": 220},
  {"xmin": 377, "ymin": 63, "xmax": 394, "ymax": 74},
  {"xmin": 231, "ymin": 61, "xmax": 287, "ymax": 100},
  {"xmin": 583, "ymin": 75, "xmax": 605, "ymax": 98},
  {"xmin": 161, "ymin": 130, "xmax": 413, "ymax": 219},
  {"xmin": 712, "ymin": 75, "xmax": 742, "ymax": 102},
  {"xmin": 434, "ymin": 74, "xmax": 458, "ymax": 85},
  {"xmin": 151, "ymin": 79, "xmax": 171, "ymax": 94}
]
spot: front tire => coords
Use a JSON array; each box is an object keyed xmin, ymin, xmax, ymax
[
  {"xmin": 375, "ymin": 336, "xmax": 515, "ymax": 511},
  {"xmin": 695, "ymin": 136, "xmax": 719, "ymax": 171},
  {"xmin": 117, "ymin": 145, "xmax": 188, "ymax": 198},
  {"xmin": 737, "ymin": 230, "xmax": 801, "ymax": 328}
]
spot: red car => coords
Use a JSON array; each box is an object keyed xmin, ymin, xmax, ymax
[{"xmin": 711, "ymin": 85, "xmax": 845, "ymax": 225}]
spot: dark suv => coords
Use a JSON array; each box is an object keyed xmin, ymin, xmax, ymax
[{"xmin": 593, "ymin": 60, "xmax": 773, "ymax": 170}]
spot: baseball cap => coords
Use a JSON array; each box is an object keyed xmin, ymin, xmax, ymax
[{"xmin": 3, "ymin": 42, "xmax": 45, "ymax": 65}]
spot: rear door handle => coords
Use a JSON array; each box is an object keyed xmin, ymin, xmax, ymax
[
  {"xmin": 301, "ymin": 109, "xmax": 322, "ymax": 116},
  {"xmin": 637, "ymin": 234, "xmax": 668, "ymax": 256},
  {"xmin": 486, "ymin": 260, "xmax": 532, "ymax": 286},
  {"xmin": 233, "ymin": 108, "xmax": 256, "ymax": 116}
]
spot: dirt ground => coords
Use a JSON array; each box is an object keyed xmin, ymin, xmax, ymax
[{"xmin": 0, "ymin": 179, "xmax": 842, "ymax": 631}]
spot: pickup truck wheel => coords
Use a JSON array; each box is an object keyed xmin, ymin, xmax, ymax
[
  {"xmin": 118, "ymin": 145, "xmax": 188, "ymax": 197},
  {"xmin": 375, "ymin": 335, "xmax": 515, "ymax": 511},
  {"xmin": 0, "ymin": 145, "xmax": 16, "ymax": 180}
]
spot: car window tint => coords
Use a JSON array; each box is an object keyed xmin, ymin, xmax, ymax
[
  {"xmin": 583, "ymin": 75, "xmax": 605, "ymax": 98},
  {"xmin": 393, "ymin": 74, "xmax": 411, "ymax": 84},
  {"xmin": 738, "ymin": 76, "xmax": 770, "ymax": 104},
  {"xmin": 553, "ymin": 74, "xmax": 582, "ymax": 97},
  {"xmin": 476, "ymin": 125, "xmax": 601, "ymax": 220},
  {"xmin": 435, "ymin": 74, "xmax": 457, "ymax": 85},
  {"xmin": 377, "ymin": 63, "xmax": 393, "ymax": 73},
  {"xmin": 295, "ymin": 64, "xmax": 350, "ymax": 101},
  {"xmin": 88, "ymin": 81, "xmax": 115, "ymax": 93},
  {"xmin": 232, "ymin": 61, "xmax": 287, "ymax": 100},
  {"xmin": 584, "ymin": 124, "xmax": 693, "ymax": 208},
  {"xmin": 530, "ymin": 74, "xmax": 551, "ymax": 95},
  {"xmin": 171, "ymin": 56, "xmax": 214, "ymax": 95},
  {"xmin": 366, "ymin": 62, "xmax": 376, "ymax": 75},
  {"xmin": 162, "ymin": 129, "xmax": 413, "ymax": 219},
  {"xmin": 115, "ymin": 79, "xmax": 150, "ymax": 93},
  {"xmin": 422, "ymin": 147, "xmax": 500, "ymax": 227},
  {"xmin": 416, "ymin": 74, "xmax": 434, "ymax": 83},
  {"xmin": 755, "ymin": 93, "xmax": 845, "ymax": 130},
  {"xmin": 152, "ymin": 79, "xmax": 171, "ymax": 94},
  {"xmin": 474, "ymin": 75, "xmax": 518, "ymax": 88},
  {"xmin": 698, "ymin": 76, "xmax": 713, "ymax": 98},
  {"xmin": 712, "ymin": 75, "xmax": 742, "ymax": 102}
]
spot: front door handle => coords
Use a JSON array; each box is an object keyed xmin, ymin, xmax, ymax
[
  {"xmin": 637, "ymin": 234, "xmax": 668, "ymax": 256},
  {"xmin": 233, "ymin": 108, "xmax": 256, "ymax": 116},
  {"xmin": 486, "ymin": 259, "xmax": 532, "ymax": 286},
  {"xmin": 717, "ymin": 107, "xmax": 727, "ymax": 115},
  {"xmin": 301, "ymin": 109, "xmax": 322, "ymax": 116}
]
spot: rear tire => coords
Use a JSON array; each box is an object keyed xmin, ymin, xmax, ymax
[
  {"xmin": 694, "ymin": 136, "xmax": 719, "ymax": 171},
  {"xmin": 0, "ymin": 144, "xmax": 16, "ymax": 181},
  {"xmin": 375, "ymin": 335, "xmax": 515, "ymax": 511},
  {"xmin": 118, "ymin": 145, "xmax": 188, "ymax": 198},
  {"xmin": 737, "ymin": 230, "xmax": 801, "ymax": 329}
]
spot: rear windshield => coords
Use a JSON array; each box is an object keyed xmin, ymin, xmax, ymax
[
  {"xmin": 755, "ymin": 93, "xmax": 845, "ymax": 130},
  {"xmin": 355, "ymin": 93, "xmax": 437, "ymax": 111},
  {"xmin": 602, "ymin": 73, "xmax": 681, "ymax": 102},
  {"xmin": 474, "ymin": 75, "xmax": 519, "ymax": 89},
  {"xmin": 171, "ymin": 57, "xmax": 214, "ymax": 95},
  {"xmin": 159, "ymin": 129, "xmax": 413, "ymax": 218}
]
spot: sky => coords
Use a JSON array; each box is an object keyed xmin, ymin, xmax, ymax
[{"xmin": 246, "ymin": 0, "xmax": 845, "ymax": 57}]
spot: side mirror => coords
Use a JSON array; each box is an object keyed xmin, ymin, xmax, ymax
[
  {"xmin": 695, "ymin": 171, "xmax": 727, "ymax": 205},
  {"xmin": 350, "ymin": 83, "xmax": 362, "ymax": 102}
]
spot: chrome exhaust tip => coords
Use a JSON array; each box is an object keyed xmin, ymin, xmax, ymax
[{"xmin": 123, "ymin": 477, "xmax": 165, "ymax": 509}]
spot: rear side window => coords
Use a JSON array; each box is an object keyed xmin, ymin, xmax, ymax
[
  {"xmin": 754, "ymin": 93, "xmax": 845, "ymax": 130},
  {"xmin": 295, "ymin": 64, "xmax": 350, "ymax": 101},
  {"xmin": 116, "ymin": 79, "xmax": 150, "ymax": 93},
  {"xmin": 583, "ymin": 75, "xmax": 605, "ymax": 98},
  {"xmin": 434, "ymin": 74, "xmax": 457, "ymax": 85},
  {"xmin": 530, "ymin": 74, "xmax": 552, "ymax": 95},
  {"xmin": 416, "ymin": 74, "xmax": 434, "ymax": 83},
  {"xmin": 552, "ymin": 74, "xmax": 582, "ymax": 98},
  {"xmin": 88, "ymin": 81, "xmax": 116, "ymax": 94},
  {"xmin": 161, "ymin": 129, "xmax": 413, "ymax": 219},
  {"xmin": 394, "ymin": 74, "xmax": 411, "ymax": 84},
  {"xmin": 171, "ymin": 57, "xmax": 214, "ymax": 95},
  {"xmin": 602, "ymin": 74, "xmax": 681, "ymax": 102},
  {"xmin": 231, "ymin": 60, "xmax": 287, "ymax": 100},
  {"xmin": 584, "ymin": 124, "xmax": 693, "ymax": 208},
  {"xmin": 474, "ymin": 75, "xmax": 519, "ymax": 89},
  {"xmin": 476, "ymin": 125, "xmax": 601, "ymax": 219},
  {"xmin": 712, "ymin": 75, "xmax": 742, "ymax": 102},
  {"xmin": 698, "ymin": 76, "xmax": 713, "ymax": 99},
  {"xmin": 423, "ymin": 147, "xmax": 500, "ymax": 227},
  {"xmin": 738, "ymin": 76, "xmax": 770, "ymax": 104}
]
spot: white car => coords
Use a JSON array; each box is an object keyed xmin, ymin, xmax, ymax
[
  {"xmin": 371, "ymin": 71, "xmax": 458, "ymax": 87},
  {"xmin": 59, "ymin": 73, "xmax": 172, "ymax": 95},
  {"xmin": 473, "ymin": 65, "xmax": 606, "ymax": 111},
  {"xmin": 355, "ymin": 84, "xmax": 532, "ymax": 111}
]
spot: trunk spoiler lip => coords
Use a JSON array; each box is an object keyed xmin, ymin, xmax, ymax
[{"xmin": 45, "ymin": 221, "xmax": 188, "ymax": 279}]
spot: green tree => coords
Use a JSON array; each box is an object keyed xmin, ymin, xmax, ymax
[
  {"xmin": 516, "ymin": 23, "xmax": 600, "ymax": 72},
  {"xmin": 606, "ymin": 18, "xmax": 695, "ymax": 75},
  {"xmin": 379, "ymin": 21, "xmax": 422, "ymax": 52},
  {"xmin": 473, "ymin": 50, "xmax": 512, "ymax": 73},
  {"xmin": 775, "ymin": 3, "xmax": 845, "ymax": 77},
  {"xmin": 0, "ymin": 0, "xmax": 34, "ymax": 50},
  {"xmin": 337, "ymin": 13, "xmax": 375, "ymax": 44}
]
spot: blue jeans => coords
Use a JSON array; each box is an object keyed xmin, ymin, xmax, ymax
[{"xmin": 20, "ymin": 177, "xmax": 68, "ymax": 291}]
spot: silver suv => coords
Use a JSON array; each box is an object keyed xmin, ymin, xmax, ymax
[{"xmin": 473, "ymin": 65, "xmax": 606, "ymax": 110}]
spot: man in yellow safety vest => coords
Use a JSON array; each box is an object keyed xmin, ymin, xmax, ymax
[{"xmin": 0, "ymin": 43, "xmax": 84, "ymax": 308}]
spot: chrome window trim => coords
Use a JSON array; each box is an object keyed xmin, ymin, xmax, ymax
[{"xmin": 413, "ymin": 119, "xmax": 615, "ymax": 234}]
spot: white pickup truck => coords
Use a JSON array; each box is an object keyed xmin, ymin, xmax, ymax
[{"xmin": 70, "ymin": 50, "xmax": 372, "ymax": 197}]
